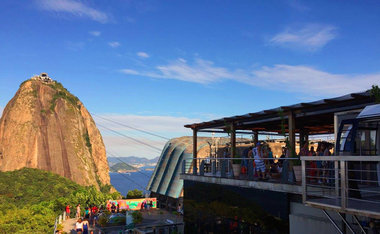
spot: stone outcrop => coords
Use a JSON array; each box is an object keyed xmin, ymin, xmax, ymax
[{"xmin": 0, "ymin": 78, "xmax": 110, "ymax": 188}]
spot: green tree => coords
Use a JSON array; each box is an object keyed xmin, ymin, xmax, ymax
[
  {"xmin": 126, "ymin": 189, "xmax": 143, "ymax": 199},
  {"xmin": 0, "ymin": 168, "xmax": 119, "ymax": 233}
]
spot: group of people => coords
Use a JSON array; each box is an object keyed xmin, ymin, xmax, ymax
[
  {"xmin": 140, "ymin": 199, "xmax": 153, "ymax": 212},
  {"xmin": 239, "ymin": 142, "xmax": 281, "ymax": 180},
  {"xmin": 299, "ymin": 141, "xmax": 334, "ymax": 184},
  {"xmin": 108, "ymin": 202, "xmax": 120, "ymax": 213},
  {"xmin": 236, "ymin": 140, "xmax": 335, "ymax": 181},
  {"xmin": 64, "ymin": 204, "xmax": 99, "ymax": 234}
]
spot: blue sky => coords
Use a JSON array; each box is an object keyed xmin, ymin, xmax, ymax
[{"xmin": 0, "ymin": 0, "xmax": 379, "ymax": 158}]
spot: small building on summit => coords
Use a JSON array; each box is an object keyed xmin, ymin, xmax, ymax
[{"xmin": 31, "ymin": 73, "xmax": 54, "ymax": 83}]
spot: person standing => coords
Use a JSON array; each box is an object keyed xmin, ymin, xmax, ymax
[
  {"xmin": 111, "ymin": 203, "xmax": 116, "ymax": 213},
  {"xmin": 149, "ymin": 200, "xmax": 153, "ymax": 209},
  {"xmin": 76, "ymin": 204, "xmax": 81, "ymax": 219},
  {"xmin": 82, "ymin": 218, "xmax": 89, "ymax": 234},
  {"xmin": 75, "ymin": 218, "xmax": 83, "ymax": 234},
  {"xmin": 65, "ymin": 205, "xmax": 71, "ymax": 220},
  {"xmin": 253, "ymin": 142, "xmax": 267, "ymax": 180}
]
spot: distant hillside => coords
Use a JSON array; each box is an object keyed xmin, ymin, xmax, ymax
[
  {"xmin": 110, "ymin": 162, "xmax": 137, "ymax": 172},
  {"xmin": 108, "ymin": 156, "xmax": 159, "ymax": 167}
]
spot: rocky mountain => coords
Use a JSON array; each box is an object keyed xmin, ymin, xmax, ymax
[
  {"xmin": 108, "ymin": 156, "xmax": 159, "ymax": 167},
  {"xmin": 109, "ymin": 162, "xmax": 137, "ymax": 173},
  {"xmin": 0, "ymin": 75, "xmax": 110, "ymax": 189}
]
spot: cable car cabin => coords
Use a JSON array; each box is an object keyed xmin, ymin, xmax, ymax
[
  {"xmin": 336, "ymin": 104, "xmax": 380, "ymax": 200},
  {"xmin": 336, "ymin": 104, "xmax": 380, "ymax": 156}
]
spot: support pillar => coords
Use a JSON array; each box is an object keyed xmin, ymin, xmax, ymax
[
  {"xmin": 253, "ymin": 131, "xmax": 258, "ymax": 145},
  {"xmin": 288, "ymin": 112, "xmax": 296, "ymax": 157},
  {"xmin": 230, "ymin": 123, "xmax": 236, "ymax": 157},
  {"xmin": 299, "ymin": 130, "xmax": 305, "ymax": 149},
  {"xmin": 193, "ymin": 128, "xmax": 198, "ymax": 174},
  {"xmin": 299, "ymin": 130, "xmax": 309, "ymax": 149}
]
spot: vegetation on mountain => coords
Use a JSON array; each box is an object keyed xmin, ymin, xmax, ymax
[
  {"xmin": 110, "ymin": 162, "xmax": 137, "ymax": 172},
  {"xmin": 48, "ymin": 81, "xmax": 80, "ymax": 111},
  {"xmin": 126, "ymin": 189, "xmax": 144, "ymax": 199},
  {"xmin": 0, "ymin": 168, "xmax": 120, "ymax": 233}
]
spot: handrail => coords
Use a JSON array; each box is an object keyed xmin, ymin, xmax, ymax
[
  {"xmin": 53, "ymin": 211, "xmax": 66, "ymax": 234},
  {"xmin": 182, "ymin": 157, "xmax": 299, "ymax": 184},
  {"xmin": 190, "ymin": 157, "xmax": 300, "ymax": 160},
  {"xmin": 301, "ymin": 156, "xmax": 380, "ymax": 161},
  {"xmin": 301, "ymin": 155, "xmax": 380, "ymax": 219}
]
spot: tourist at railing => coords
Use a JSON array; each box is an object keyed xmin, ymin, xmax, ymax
[
  {"xmin": 299, "ymin": 143, "xmax": 317, "ymax": 181},
  {"xmin": 316, "ymin": 142, "xmax": 325, "ymax": 184},
  {"xmin": 323, "ymin": 143, "xmax": 334, "ymax": 185},
  {"xmin": 253, "ymin": 142, "xmax": 268, "ymax": 180},
  {"xmin": 268, "ymin": 147, "xmax": 274, "ymax": 165},
  {"xmin": 241, "ymin": 146, "xmax": 250, "ymax": 169}
]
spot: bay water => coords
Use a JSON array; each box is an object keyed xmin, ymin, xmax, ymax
[{"xmin": 109, "ymin": 168, "xmax": 154, "ymax": 197}]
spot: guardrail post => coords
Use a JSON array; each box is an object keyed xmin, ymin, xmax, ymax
[
  {"xmin": 334, "ymin": 161, "xmax": 339, "ymax": 198},
  {"xmin": 248, "ymin": 159, "xmax": 254, "ymax": 180},
  {"xmin": 340, "ymin": 160, "xmax": 346, "ymax": 209},
  {"xmin": 182, "ymin": 160, "xmax": 186, "ymax": 174},
  {"xmin": 200, "ymin": 160, "xmax": 205, "ymax": 176},
  {"xmin": 192, "ymin": 159, "xmax": 198, "ymax": 175},
  {"xmin": 301, "ymin": 158, "xmax": 306, "ymax": 203},
  {"xmin": 211, "ymin": 160, "xmax": 216, "ymax": 175},
  {"xmin": 221, "ymin": 159, "xmax": 227, "ymax": 178}
]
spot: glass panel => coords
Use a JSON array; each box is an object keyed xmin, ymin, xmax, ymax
[{"xmin": 339, "ymin": 124, "xmax": 353, "ymax": 151}]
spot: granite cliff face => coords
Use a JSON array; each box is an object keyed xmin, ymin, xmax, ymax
[{"xmin": 0, "ymin": 77, "xmax": 110, "ymax": 188}]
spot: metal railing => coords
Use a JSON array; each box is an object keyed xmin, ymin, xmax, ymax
[
  {"xmin": 53, "ymin": 211, "xmax": 66, "ymax": 233},
  {"xmin": 182, "ymin": 157, "xmax": 299, "ymax": 183},
  {"xmin": 301, "ymin": 156, "xmax": 380, "ymax": 218}
]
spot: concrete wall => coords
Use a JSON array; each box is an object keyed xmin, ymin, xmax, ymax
[{"xmin": 290, "ymin": 202, "xmax": 340, "ymax": 234}]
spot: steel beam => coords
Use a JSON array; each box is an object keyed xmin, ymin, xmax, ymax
[
  {"xmin": 337, "ymin": 212, "xmax": 355, "ymax": 234},
  {"xmin": 322, "ymin": 210, "xmax": 344, "ymax": 234}
]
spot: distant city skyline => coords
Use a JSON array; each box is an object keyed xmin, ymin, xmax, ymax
[{"xmin": 1, "ymin": 0, "xmax": 379, "ymax": 158}]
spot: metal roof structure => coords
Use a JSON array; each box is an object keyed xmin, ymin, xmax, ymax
[
  {"xmin": 357, "ymin": 103, "xmax": 380, "ymax": 119},
  {"xmin": 185, "ymin": 90, "xmax": 375, "ymax": 135},
  {"xmin": 147, "ymin": 137, "xmax": 211, "ymax": 198}
]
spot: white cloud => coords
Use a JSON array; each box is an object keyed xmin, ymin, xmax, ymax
[
  {"xmin": 0, "ymin": 106, "xmax": 3, "ymax": 117},
  {"xmin": 286, "ymin": 0, "xmax": 310, "ymax": 12},
  {"xmin": 93, "ymin": 114, "xmax": 201, "ymax": 158},
  {"xmin": 108, "ymin": 41, "xmax": 121, "ymax": 48},
  {"xmin": 270, "ymin": 24, "xmax": 337, "ymax": 51},
  {"xmin": 248, "ymin": 65, "xmax": 379, "ymax": 96},
  {"xmin": 152, "ymin": 58, "xmax": 235, "ymax": 84},
  {"xmin": 120, "ymin": 58, "xmax": 380, "ymax": 97},
  {"xmin": 89, "ymin": 31, "xmax": 101, "ymax": 36},
  {"xmin": 137, "ymin": 52, "xmax": 150, "ymax": 58},
  {"xmin": 120, "ymin": 69, "xmax": 139, "ymax": 75},
  {"xmin": 36, "ymin": 0, "xmax": 109, "ymax": 23},
  {"xmin": 65, "ymin": 41, "xmax": 85, "ymax": 51}
]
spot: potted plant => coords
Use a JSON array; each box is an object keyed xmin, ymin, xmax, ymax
[
  {"xmin": 232, "ymin": 156, "xmax": 241, "ymax": 178},
  {"xmin": 291, "ymin": 156, "xmax": 302, "ymax": 182}
]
